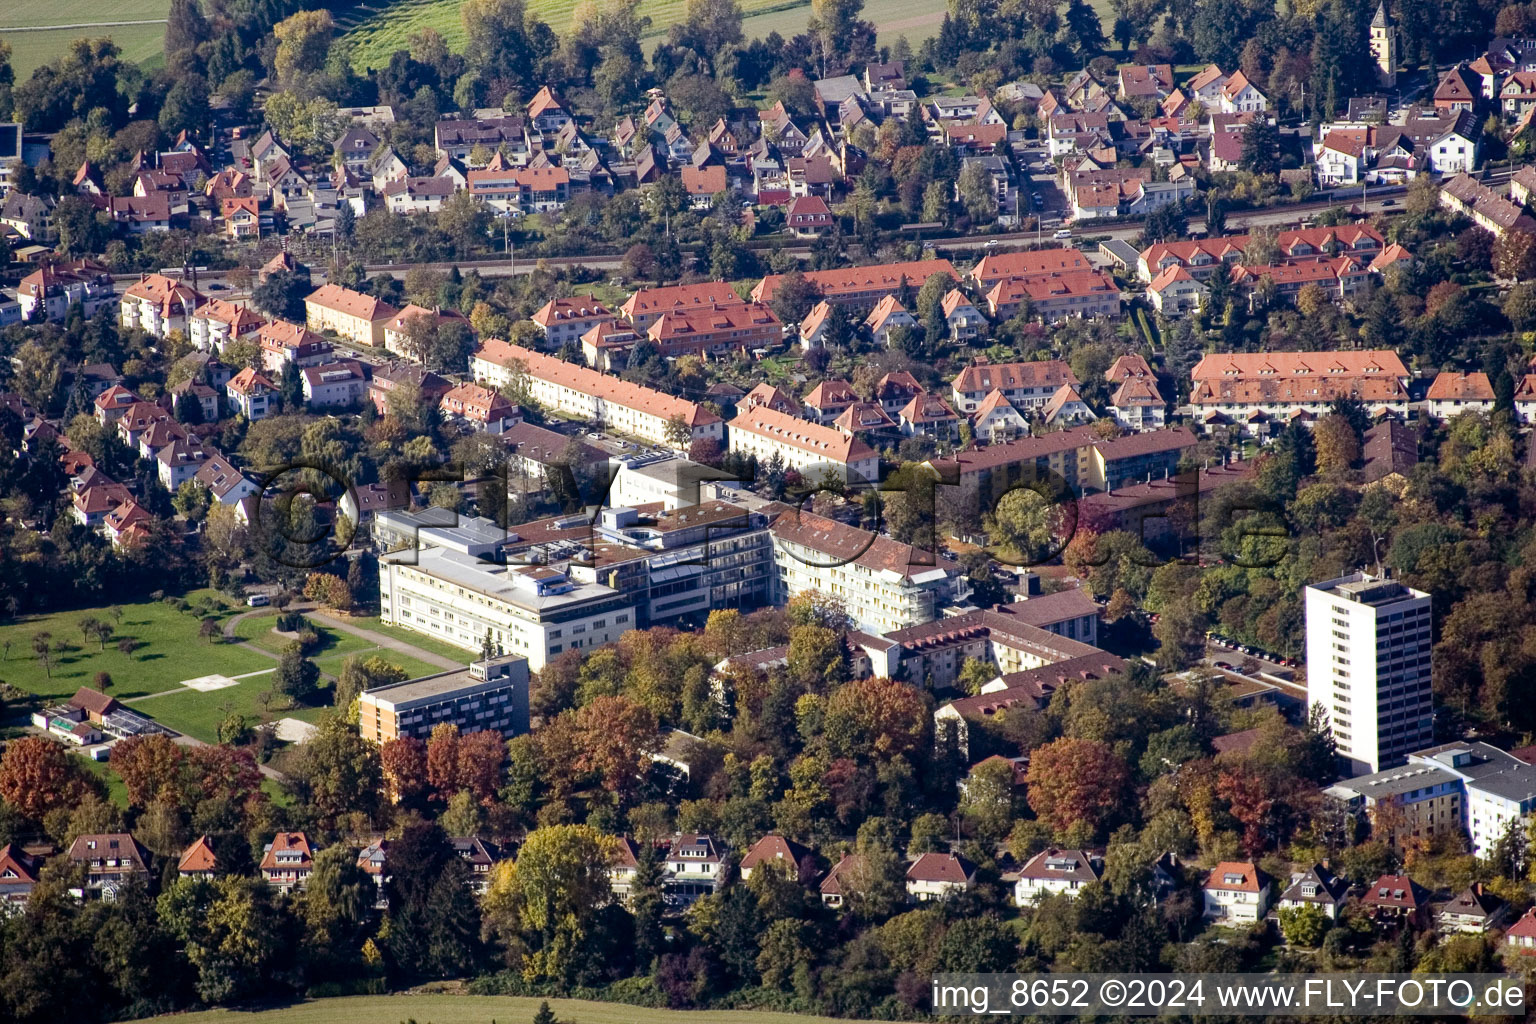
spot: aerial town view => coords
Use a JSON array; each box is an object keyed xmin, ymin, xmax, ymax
[{"xmin": 8, "ymin": 0, "xmax": 1536, "ymax": 1020}]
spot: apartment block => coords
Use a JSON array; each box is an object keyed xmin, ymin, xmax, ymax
[
  {"xmin": 357, "ymin": 654, "xmax": 531, "ymax": 743},
  {"xmin": 1306, "ymin": 572, "xmax": 1433, "ymax": 775}
]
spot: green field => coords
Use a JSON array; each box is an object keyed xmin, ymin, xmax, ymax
[
  {"xmin": 0, "ymin": 590, "xmax": 266, "ymax": 702},
  {"xmin": 341, "ymin": 0, "xmax": 954, "ymax": 72},
  {"xmin": 139, "ymin": 994, "xmax": 871, "ymax": 1024},
  {"xmin": 0, "ymin": 593, "xmax": 377, "ymax": 742},
  {"xmin": 1, "ymin": 0, "xmax": 168, "ymax": 78}
]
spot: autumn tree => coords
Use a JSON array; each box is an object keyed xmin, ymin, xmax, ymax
[
  {"xmin": 1312, "ymin": 412, "xmax": 1361, "ymax": 477},
  {"xmin": 426, "ymin": 722, "xmax": 463, "ymax": 801},
  {"xmin": 824, "ymin": 676, "xmax": 930, "ymax": 761},
  {"xmin": 0, "ymin": 735, "xmax": 102, "ymax": 821},
  {"xmin": 293, "ymin": 714, "xmax": 381, "ymax": 826},
  {"xmin": 1024, "ymin": 737, "xmax": 1130, "ymax": 835},
  {"xmin": 1495, "ymin": 229, "xmax": 1536, "ymax": 280},
  {"xmin": 112, "ymin": 734, "xmax": 188, "ymax": 809},
  {"xmin": 573, "ymin": 695, "xmax": 658, "ymax": 800},
  {"xmin": 380, "ymin": 736, "xmax": 429, "ymax": 808},
  {"xmin": 514, "ymin": 824, "xmax": 615, "ymax": 982}
]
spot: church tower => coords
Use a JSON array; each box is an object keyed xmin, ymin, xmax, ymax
[{"xmin": 1370, "ymin": 2, "xmax": 1399, "ymax": 88}]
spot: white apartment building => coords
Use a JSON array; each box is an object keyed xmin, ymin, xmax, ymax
[
  {"xmin": 1405, "ymin": 743, "xmax": 1536, "ymax": 858},
  {"xmin": 379, "ymin": 548, "xmax": 635, "ymax": 671},
  {"xmin": 726, "ymin": 405, "xmax": 879, "ymax": 487},
  {"xmin": 609, "ymin": 455, "xmax": 741, "ymax": 511},
  {"xmin": 766, "ymin": 505, "xmax": 967, "ymax": 634},
  {"xmin": 1306, "ymin": 572, "xmax": 1433, "ymax": 775},
  {"xmin": 472, "ymin": 339, "xmax": 721, "ymax": 450}
]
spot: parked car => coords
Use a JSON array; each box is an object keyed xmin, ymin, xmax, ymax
[
  {"xmin": 1053, "ymin": 228, "xmax": 1072, "ymax": 239},
  {"xmin": 246, "ymin": 594, "xmax": 270, "ymax": 607}
]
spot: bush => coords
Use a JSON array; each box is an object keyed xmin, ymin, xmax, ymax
[{"xmin": 275, "ymin": 611, "xmax": 307, "ymax": 632}]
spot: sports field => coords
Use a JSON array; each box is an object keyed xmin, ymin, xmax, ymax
[
  {"xmin": 0, "ymin": 0, "xmax": 168, "ymax": 78},
  {"xmin": 139, "ymin": 993, "xmax": 871, "ymax": 1024}
]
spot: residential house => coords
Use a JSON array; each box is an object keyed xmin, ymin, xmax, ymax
[
  {"xmin": 1040, "ymin": 384, "xmax": 1093, "ymax": 426},
  {"xmin": 787, "ymin": 195, "xmax": 834, "ymax": 236},
  {"xmin": 259, "ymin": 319, "xmax": 333, "ymax": 371},
  {"xmin": 738, "ymin": 835, "xmax": 813, "ymax": 882},
  {"xmin": 952, "ymin": 358, "xmax": 1081, "ymax": 413},
  {"xmin": 941, "ymin": 289, "xmax": 985, "ymax": 342},
  {"xmin": 1435, "ymin": 64, "xmax": 1480, "ymax": 114},
  {"xmin": 261, "ymin": 832, "xmax": 316, "ymax": 892},
  {"xmin": 301, "ymin": 361, "xmax": 369, "ymax": 408},
  {"xmin": 67, "ymin": 833, "xmax": 151, "ymax": 896},
  {"xmin": 440, "ymin": 381, "xmax": 521, "ymax": 434},
  {"xmin": 985, "ymin": 271, "xmax": 1122, "ymax": 323},
  {"xmin": 1188, "ymin": 64, "xmax": 1230, "ymax": 106},
  {"xmin": 1436, "ymin": 884, "xmax": 1506, "ymax": 933},
  {"xmin": 1106, "ymin": 354, "xmax": 1166, "ymax": 430},
  {"xmin": 16, "ymin": 260, "xmax": 115, "ymax": 322},
  {"xmin": 189, "ymin": 298, "xmax": 263, "ymax": 353},
  {"xmin": 865, "ymin": 294, "xmax": 917, "ymax": 347},
  {"xmin": 1507, "ymin": 907, "xmax": 1536, "ymax": 951},
  {"xmin": 1277, "ymin": 863, "xmax": 1349, "ymax": 920},
  {"xmin": 898, "ymin": 391, "xmax": 961, "ymax": 441},
  {"xmin": 646, "ymin": 303, "xmax": 782, "ymax": 360},
  {"xmin": 820, "ymin": 854, "xmax": 861, "ymax": 907},
  {"xmin": 305, "ymin": 284, "xmax": 398, "ymax": 347},
  {"xmin": 472, "ymin": 339, "xmax": 722, "ymax": 449},
  {"xmin": 120, "ymin": 273, "xmax": 205, "ymax": 338},
  {"xmin": 0, "ymin": 844, "xmax": 42, "ymax": 906},
  {"xmin": 194, "ymin": 454, "xmax": 259, "ymax": 505},
  {"xmin": 1147, "ymin": 265, "xmax": 1208, "ymax": 316},
  {"xmin": 753, "ymin": 259, "xmax": 959, "ymax": 311},
  {"xmin": 466, "ymin": 166, "xmax": 571, "ymax": 213},
  {"xmin": 0, "ymin": 192, "xmax": 53, "ymax": 240},
  {"xmin": 1426, "ymin": 371, "xmax": 1496, "ymax": 419},
  {"xmin": 178, "ymin": 836, "xmax": 219, "ymax": 878},
  {"xmin": 369, "ymin": 361, "xmax": 452, "ymax": 415},
  {"xmin": 1219, "ymin": 72, "xmax": 1268, "ymax": 113},
  {"xmin": 969, "ymin": 390, "xmax": 1030, "ymax": 443},
  {"xmin": 1361, "ymin": 874, "xmax": 1432, "ymax": 931},
  {"xmin": 226, "ymin": 367, "xmax": 277, "ymax": 421},
  {"xmin": 1202, "ymin": 861, "xmax": 1271, "ymax": 923},
  {"xmin": 802, "ymin": 379, "xmax": 860, "ymax": 423},
  {"xmin": 799, "ymin": 300, "xmax": 836, "ymax": 349},
  {"xmin": 621, "ymin": 281, "xmax": 744, "ymax": 331},
  {"xmin": 1015, "ymin": 848, "xmax": 1104, "ymax": 905},
  {"xmin": 727, "ymin": 405, "xmax": 879, "ymax": 486},
  {"xmin": 664, "ymin": 833, "xmax": 723, "ymax": 908},
  {"xmin": 905, "ymin": 852, "xmax": 976, "ymax": 901}
]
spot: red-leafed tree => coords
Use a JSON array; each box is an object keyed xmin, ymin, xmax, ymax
[
  {"xmin": 185, "ymin": 744, "xmax": 262, "ymax": 804},
  {"xmin": 0, "ymin": 736, "xmax": 102, "ymax": 820},
  {"xmin": 1216, "ymin": 765, "xmax": 1277, "ymax": 857},
  {"xmin": 380, "ymin": 736, "xmax": 429, "ymax": 807},
  {"xmin": 456, "ymin": 728, "xmax": 506, "ymax": 805},
  {"xmin": 1024, "ymin": 737, "xmax": 1130, "ymax": 834},
  {"xmin": 425, "ymin": 722, "xmax": 462, "ymax": 802},
  {"xmin": 574, "ymin": 695, "xmax": 658, "ymax": 800},
  {"xmin": 111, "ymin": 733, "xmax": 188, "ymax": 808}
]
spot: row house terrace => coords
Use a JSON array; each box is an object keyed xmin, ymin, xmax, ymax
[
  {"xmin": 621, "ymin": 281, "xmax": 744, "ymax": 331},
  {"xmin": 985, "ymin": 270, "xmax": 1122, "ymax": 323},
  {"xmin": 1228, "ymin": 256, "xmax": 1374, "ymax": 306},
  {"xmin": 1189, "ymin": 349, "xmax": 1411, "ymax": 427},
  {"xmin": 472, "ymin": 339, "xmax": 721, "ymax": 450},
  {"xmin": 530, "ymin": 294, "xmax": 615, "ymax": 348},
  {"xmin": 1136, "ymin": 223, "xmax": 1386, "ymax": 282},
  {"xmin": 465, "ymin": 166, "xmax": 570, "ymax": 213},
  {"xmin": 647, "ymin": 302, "xmax": 781, "ymax": 359},
  {"xmin": 951, "ymin": 358, "xmax": 1081, "ymax": 413},
  {"xmin": 752, "ymin": 259, "xmax": 958, "ymax": 311},
  {"xmin": 726, "ymin": 405, "xmax": 878, "ymax": 486}
]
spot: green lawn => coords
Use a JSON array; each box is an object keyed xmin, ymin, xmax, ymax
[
  {"xmin": 341, "ymin": 614, "xmax": 475, "ymax": 663},
  {"xmin": 81, "ymin": 754, "xmax": 130, "ymax": 809},
  {"xmin": 0, "ymin": 590, "xmax": 268, "ymax": 703},
  {"xmin": 2, "ymin": 0, "xmax": 168, "ymax": 78},
  {"xmin": 342, "ymin": 0, "xmax": 954, "ymax": 71},
  {"xmin": 136, "ymin": 994, "xmax": 871, "ymax": 1024}
]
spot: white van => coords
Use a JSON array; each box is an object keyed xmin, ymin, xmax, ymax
[
  {"xmin": 246, "ymin": 594, "xmax": 270, "ymax": 607},
  {"xmin": 1053, "ymin": 229, "xmax": 1073, "ymax": 239}
]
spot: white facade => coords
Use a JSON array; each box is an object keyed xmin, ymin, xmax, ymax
[
  {"xmin": 1203, "ymin": 876, "xmax": 1271, "ymax": 923},
  {"xmin": 379, "ymin": 548, "xmax": 635, "ymax": 671},
  {"xmin": 1306, "ymin": 573, "xmax": 1433, "ymax": 775},
  {"xmin": 1427, "ymin": 130, "xmax": 1479, "ymax": 175}
]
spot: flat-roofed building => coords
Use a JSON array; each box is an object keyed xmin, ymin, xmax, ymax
[
  {"xmin": 1306, "ymin": 571, "xmax": 1433, "ymax": 774},
  {"xmin": 358, "ymin": 654, "xmax": 531, "ymax": 743},
  {"xmin": 379, "ymin": 548, "xmax": 635, "ymax": 670}
]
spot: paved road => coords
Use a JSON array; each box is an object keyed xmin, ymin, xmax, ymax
[{"xmin": 303, "ymin": 607, "xmax": 462, "ymax": 669}]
